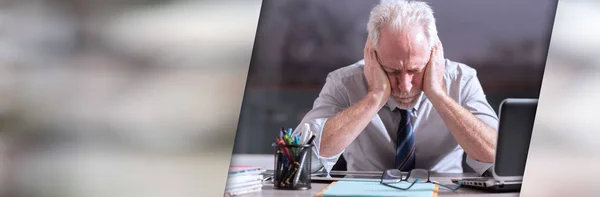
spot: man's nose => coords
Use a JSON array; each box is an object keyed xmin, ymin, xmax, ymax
[{"xmin": 397, "ymin": 73, "xmax": 412, "ymax": 92}]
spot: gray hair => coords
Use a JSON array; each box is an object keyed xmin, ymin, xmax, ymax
[{"xmin": 367, "ymin": 0, "xmax": 438, "ymax": 49}]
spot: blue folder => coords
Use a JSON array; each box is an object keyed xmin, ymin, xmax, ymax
[{"xmin": 316, "ymin": 179, "xmax": 438, "ymax": 197}]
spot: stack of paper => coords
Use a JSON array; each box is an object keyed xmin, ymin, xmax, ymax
[{"xmin": 224, "ymin": 165, "xmax": 266, "ymax": 196}]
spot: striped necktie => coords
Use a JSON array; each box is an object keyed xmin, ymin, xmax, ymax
[{"xmin": 395, "ymin": 109, "xmax": 416, "ymax": 171}]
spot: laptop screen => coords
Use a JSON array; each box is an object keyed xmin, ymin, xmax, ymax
[{"xmin": 494, "ymin": 99, "xmax": 538, "ymax": 177}]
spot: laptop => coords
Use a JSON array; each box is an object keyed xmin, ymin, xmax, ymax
[{"xmin": 451, "ymin": 98, "xmax": 538, "ymax": 192}]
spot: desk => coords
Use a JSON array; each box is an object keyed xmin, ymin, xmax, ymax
[
  {"xmin": 246, "ymin": 172, "xmax": 518, "ymax": 197},
  {"xmin": 231, "ymin": 155, "xmax": 519, "ymax": 196}
]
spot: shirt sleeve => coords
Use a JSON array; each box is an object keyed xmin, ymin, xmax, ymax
[
  {"xmin": 460, "ymin": 70, "xmax": 499, "ymax": 176},
  {"xmin": 293, "ymin": 72, "xmax": 349, "ymax": 174}
]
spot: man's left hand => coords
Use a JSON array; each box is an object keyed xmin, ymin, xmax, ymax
[{"xmin": 423, "ymin": 41, "xmax": 447, "ymax": 99}]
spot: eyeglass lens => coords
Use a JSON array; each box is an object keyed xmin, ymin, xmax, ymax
[
  {"xmin": 381, "ymin": 169, "xmax": 403, "ymax": 183},
  {"xmin": 406, "ymin": 169, "xmax": 429, "ymax": 183}
]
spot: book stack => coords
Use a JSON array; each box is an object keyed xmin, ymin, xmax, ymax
[{"xmin": 224, "ymin": 165, "xmax": 266, "ymax": 196}]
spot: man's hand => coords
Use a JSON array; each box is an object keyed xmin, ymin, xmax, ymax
[
  {"xmin": 363, "ymin": 40, "xmax": 391, "ymax": 108},
  {"xmin": 319, "ymin": 40, "xmax": 393, "ymax": 157},
  {"xmin": 423, "ymin": 41, "xmax": 447, "ymax": 99},
  {"xmin": 423, "ymin": 40, "xmax": 497, "ymax": 163}
]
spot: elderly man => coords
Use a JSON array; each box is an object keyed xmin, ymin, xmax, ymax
[{"xmin": 297, "ymin": 0, "xmax": 498, "ymax": 176}]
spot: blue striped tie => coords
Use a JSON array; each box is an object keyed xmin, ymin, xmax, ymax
[{"xmin": 395, "ymin": 109, "xmax": 415, "ymax": 171}]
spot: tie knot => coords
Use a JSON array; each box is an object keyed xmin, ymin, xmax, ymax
[{"xmin": 398, "ymin": 109, "xmax": 411, "ymax": 119}]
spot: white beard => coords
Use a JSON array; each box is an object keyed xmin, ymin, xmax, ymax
[{"xmin": 391, "ymin": 91, "xmax": 421, "ymax": 110}]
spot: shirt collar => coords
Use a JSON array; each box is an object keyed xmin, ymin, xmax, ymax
[{"xmin": 384, "ymin": 91, "xmax": 426, "ymax": 112}]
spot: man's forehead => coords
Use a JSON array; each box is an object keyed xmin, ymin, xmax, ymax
[
  {"xmin": 376, "ymin": 28, "xmax": 431, "ymax": 68},
  {"xmin": 376, "ymin": 38, "xmax": 430, "ymax": 57},
  {"xmin": 379, "ymin": 26, "xmax": 430, "ymax": 48},
  {"xmin": 376, "ymin": 48, "xmax": 429, "ymax": 71}
]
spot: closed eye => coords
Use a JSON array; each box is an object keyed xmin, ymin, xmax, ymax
[
  {"xmin": 382, "ymin": 66, "xmax": 397, "ymax": 73},
  {"xmin": 407, "ymin": 69, "xmax": 423, "ymax": 74},
  {"xmin": 382, "ymin": 65, "xmax": 423, "ymax": 75},
  {"xmin": 384, "ymin": 68, "xmax": 397, "ymax": 74}
]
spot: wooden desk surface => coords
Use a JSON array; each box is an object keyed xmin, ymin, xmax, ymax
[{"xmin": 244, "ymin": 172, "xmax": 519, "ymax": 197}]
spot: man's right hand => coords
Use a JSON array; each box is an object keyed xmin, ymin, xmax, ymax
[
  {"xmin": 319, "ymin": 40, "xmax": 393, "ymax": 158},
  {"xmin": 363, "ymin": 40, "xmax": 391, "ymax": 108}
]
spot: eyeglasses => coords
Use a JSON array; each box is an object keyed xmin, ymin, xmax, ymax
[{"xmin": 380, "ymin": 169, "xmax": 463, "ymax": 191}]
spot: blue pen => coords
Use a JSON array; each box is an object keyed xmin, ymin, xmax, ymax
[
  {"xmin": 288, "ymin": 128, "xmax": 293, "ymax": 136},
  {"xmin": 295, "ymin": 136, "xmax": 299, "ymax": 145}
]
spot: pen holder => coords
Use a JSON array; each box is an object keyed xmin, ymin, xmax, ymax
[{"xmin": 272, "ymin": 143, "xmax": 313, "ymax": 190}]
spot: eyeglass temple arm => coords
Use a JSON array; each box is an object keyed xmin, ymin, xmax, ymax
[{"xmin": 437, "ymin": 182, "xmax": 463, "ymax": 191}]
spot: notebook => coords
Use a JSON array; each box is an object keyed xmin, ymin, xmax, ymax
[
  {"xmin": 225, "ymin": 165, "xmax": 266, "ymax": 196},
  {"xmin": 224, "ymin": 185, "xmax": 262, "ymax": 197},
  {"xmin": 316, "ymin": 179, "xmax": 438, "ymax": 197},
  {"xmin": 228, "ymin": 165, "xmax": 265, "ymax": 176}
]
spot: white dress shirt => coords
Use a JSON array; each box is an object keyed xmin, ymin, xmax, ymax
[{"xmin": 296, "ymin": 59, "xmax": 498, "ymax": 176}]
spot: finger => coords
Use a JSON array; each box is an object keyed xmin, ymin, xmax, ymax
[
  {"xmin": 372, "ymin": 50, "xmax": 379, "ymax": 63},
  {"xmin": 364, "ymin": 44, "xmax": 371, "ymax": 68},
  {"xmin": 434, "ymin": 40, "xmax": 443, "ymax": 56},
  {"xmin": 364, "ymin": 41, "xmax": 373, "ymax": 59},
  {"xmin": 364, "ymin": 42, "xmax": 375, "ymax": 74},
  {"xmin": 433, "ymin": 41, "xmax": 446, "ymax": 70},
  {"xmin": 426, "ymin": 46, "xmax": 435, "ymax": 67},
  {"xmin": 366, "ymin": 44, "xmax": 378, "ymax": 66},
  {"xmin": 364, "ymin": 41, "xmax": 369, "ymax": 56}
]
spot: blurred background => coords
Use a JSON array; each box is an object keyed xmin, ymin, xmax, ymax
[
  {"xmin": 520, "ymin": 0, "xmax": 600, "ymax": 196},
  {"xmin": 232, "ymin": 0, "xmax": 557, "ymax": 159},
  {"xmin": 0, "ymin": 0, "xmax": 262, "ymax": 196},
  {"xmin": 5, "ymin": 0, "xmax": 599, "ymax": 196}
]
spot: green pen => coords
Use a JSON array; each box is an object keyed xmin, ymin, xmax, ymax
[
  {"xmin": 283, "ymin": 134, "xmax": 294, "ymax": 155},
  {"xmin": 283, "ymin": 134, "xmax": 291, "ymax": 144}
]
